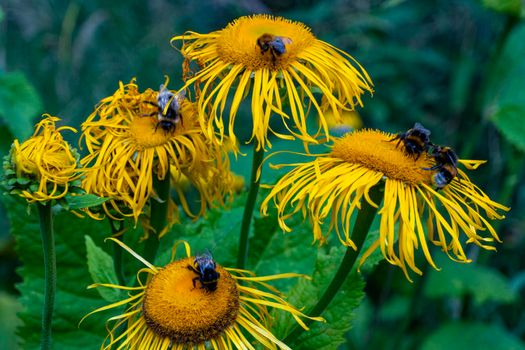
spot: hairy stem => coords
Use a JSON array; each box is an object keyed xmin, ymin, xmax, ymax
[{"xmin": 37, "ymin": 202, "xmax": 56, "ymax": 350}]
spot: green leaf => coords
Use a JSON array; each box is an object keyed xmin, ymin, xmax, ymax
[
  {"xmin": 85, "ymin": 236, "xmax": 124, "ymax": 303},
  {"xmin": 0, "ymin": 72, "xmax": 43, "ymax": 140},
  {"xmin": 482, "ymin": 0, "xmax": 523, "ymax": 17},
  {"xmin": 7, "ymin": 195, "xmax": 110, "ymax": 349},
  {"xmin": 247, "ymin": 209, "xmax": 280, "ymax": 268},
  {"xmin": 273, "ymin": 246, "xmax": 365, "ymax": 350},
  {"xmin": 421, "ymin": 322, "xmax": 525, "ymax": 350},
  {"xmin": 157, "ymin": 197, "xmax": 246, "ymax": 267},
  {"xmin": 424, "ymin": 255, "xmax": 517, "ymax": 305},
  {"xmin": 489, "ymin": 105, "xmax": 525, "ymax": 151},
  {"xmin": 484, "ymin": 23, "xmax": 525, "ymax": 150},
  {"xmin": 66, "ymin": 194, "xmax": 110, "ymax": 210}
]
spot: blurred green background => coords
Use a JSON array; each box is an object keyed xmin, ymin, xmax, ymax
[{"xmin": 1, "ymin": 0, "xmax": 525, "ymax": 349}]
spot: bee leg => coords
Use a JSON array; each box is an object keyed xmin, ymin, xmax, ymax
[
  {"xmin": 187, "ymin": 265, "xmax": 200, "ymax": 274},
  {"xmin": 192, "ymin": 277, "xmax": 200, "ymax": 289}
]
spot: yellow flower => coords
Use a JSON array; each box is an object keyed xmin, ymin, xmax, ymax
[
  {"xmin": 83, "ymin": 239, "xmax": 323, "ymax": 349},
  {"xmin": 80, "ymin": 79, "xmax": 232, "ymax": 223},
  {"xmin": 261, "ymin": 129, "xmax": 509, "ymax": 279},
  {"xmin": 4, "ymin": 115, "xmax": 79, "ymax": 202},
  {"xmin": 171, "ymin": 14, "xmax": 373, "ymax": 150}
]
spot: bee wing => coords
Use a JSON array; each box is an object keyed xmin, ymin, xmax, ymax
[
  {"xmin": 281, "ymin": 37, "xmax": 293, "ymax": 45},
  {"xmin": 175, "ymin": 89, "xmax": 186, "ymax": 104}
]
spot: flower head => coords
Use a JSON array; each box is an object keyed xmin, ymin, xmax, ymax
[
  {"xmin": 261, "ymin": 128, "xmax": 509, "ymax": 279},
  {"xmin": 3, "ymin": 115, "xmax": 79, "ymax": 202},
  {"xmin": 172, "ymin": 14, "xmax": 373, "ymax": 150},
  {"xmin": 83, "ymin": 239, "xmax": 322, "ymax": 349},
  {"xmin": 80, "ymin": 79, "xmax": 233, "ymax": 223}
]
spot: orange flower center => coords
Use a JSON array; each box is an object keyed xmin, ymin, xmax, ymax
[
  {"xmin": 142, "ymin": 258, "xmax": 239, "ymax": 345},
  {"xmin": 216, "ymin": 15, "xmax": 315, "ymax": 70},
  {"xmin": 331, "ymin": 129, "xmax": 434, "ymax": 186}
]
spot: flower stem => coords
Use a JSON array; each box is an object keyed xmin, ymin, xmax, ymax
[
  {"xmin": 37, "ymin": 202, "xmax": 56, "ymax": 350},
  {"xmin": 283, "ymin": 183, "xmax": 384, "ymax": 344},
  {"xmin": 108, "ymin": 219, "xmax": 126, "ymax": 285},
  {"xmin": 237, "ymin": 143, "xmax": 265, "ymax": 269},
  {"xmin": 143, "ymin": 170, "xmax": 171, "ymax": 264}
]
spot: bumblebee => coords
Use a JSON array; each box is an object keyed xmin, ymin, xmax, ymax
[
  {"xmin": 256, "ymin": 33, "xmax": 292, "ymax": 63},
  {"xmin": 390, "ymin": 123, "xmax": 432, "ymax": 160},
  {"xmin": 424, "ymin": 145, "xmax": 458, "ymax": 189},
  {"xmin": 144, "ymin": 85, "xmax": 185, "ymax": 133},
  {"xmin": 187, "ymin": 251, "xmax": 220, "ymax": 292}
]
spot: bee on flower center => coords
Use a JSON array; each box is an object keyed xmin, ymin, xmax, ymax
[
  {"xmin": 187, "ymin": 251, "xmax": 220, "ymax": 292},
  {"xmin": 143, "ymin": 85, "xmax": 185, "ymax": 133},
  {"xmin": 256, "ymin": 33, "xmax": 293, "ymax": 64},
  {"xmin": 390, "ymin": 122, "xmax": 432, "ymax": 160},
  {"xmin": 424, "ymin": 145, "xmax": 458, "ymax": 189}
]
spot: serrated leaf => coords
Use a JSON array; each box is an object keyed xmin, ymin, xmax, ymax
[
  {"xmin": 272, "ymin": 246, "xmax": 365, "ymax": 350},
  {"xmin": 85, "ymin": 236, "xmax": 123, "ymax": 303},
  {"xmin": 421, "ymin": 321, "xmax": 525, "ymax": 350},
  {"xmin": 484, "ymin": 23, "xmax": 525, "ymax": 150},
  {"xmin": 424, "ymin": 255, "xmax": 517, "ymax": 305},
  {"xmin": 156, "ymin": 196, "xmax": 246, "ymax": 267},
  {"xmin": 6, "ymin": 195, "xmax": 110, "ymax": 349},
  {"xmin": 66, "ymin": 194, "xmax": 110, "ymax": 210},
  {"xmin": 0, "ymin": 72, "xmax": 43, "ymax": 140}
]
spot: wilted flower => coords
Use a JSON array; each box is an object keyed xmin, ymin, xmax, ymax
[
  {"xmin": 80, "ymin": 80, "xmax": 233, "ymax": 223},
  {"xmin": 3, "ymin": 115, "xmax": 79, "ymax": 203}
]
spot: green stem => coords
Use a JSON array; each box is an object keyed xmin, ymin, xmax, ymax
[
  {"xmin": 37, "ymin": 202, "xmax": 56, "ymax": 350},
  {"xmin": 108, "ymin": 219, "xmax": 126, "ymax": 285},
  {"xmin": 143, "ymin": 170, "xmax": 171, "ymax": 264},
  {"xmin": 284, "ymin": 184, "xmax": 384, "ymax": 344},
  {"xmin": 237, "ymin": 143, "xmax": 265, "ymax": 269}
]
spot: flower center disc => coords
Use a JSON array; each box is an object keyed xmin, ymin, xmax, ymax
[
  {"xmin": 128, "ymin": 115, "xmax": 173, "ymax": 149},
  {"xmin": 143, "ymin": 258, "xmax": 239, "ymax": 345},
  {"xmin": 331, "ymin": 129, "xmax": 433, "ymax": 186},
  {"xmin": 216, "ymin": 15, "xmax": 315, "ymax": 70}
]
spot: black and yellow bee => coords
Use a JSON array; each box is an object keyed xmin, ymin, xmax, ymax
[
  {"xmin": 424, "ymin": 145, "xmax": 458, "ymax": 189},
  {"xmin": 390, "ymin": 123, "xmax": 432, "ymax": 160},
  {"xmin": 187, "ymin": 251, "xmax": 220, "ymax": 292},
  {"xmin": 256, "ymin": 33, "xmax": 292, "ymax": 63},
  {"xmin": 143, "ymin": 85, "xmax": 185, "ymax": 133}
]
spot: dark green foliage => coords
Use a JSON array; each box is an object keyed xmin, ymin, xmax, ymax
[
  {"xmin": 8, "ymin": 197, "xmax": 109, "ymax": 349},
  {"xmin": 424, "ymin": 255, "xmax": 517, "ymax": 305},
  {"xmin": 0, "ymin": 72, "xmax": 42, "ymax": 140},
  {"xmin": 1, "ymin": 1, "xmax": 524, "ymax": 349},
  {"xmin": 422, "ymin": 322, "xmax": 525, "ymax": 350}
]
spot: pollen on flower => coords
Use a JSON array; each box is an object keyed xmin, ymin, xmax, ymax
[
  {"xmin": 216, "ymin": 14, "xmax": 315, "ymax": 70},
  {"xmin": 331, "ymin": 129, "xmax": 433, "ymax": 186},
  {"xmin": 128, "ymin": 115, "xmax": 173, "ymax": 149},
  {"xmin": 142, "ymin": 258, "xmax": 239, "ymax": 345}
]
